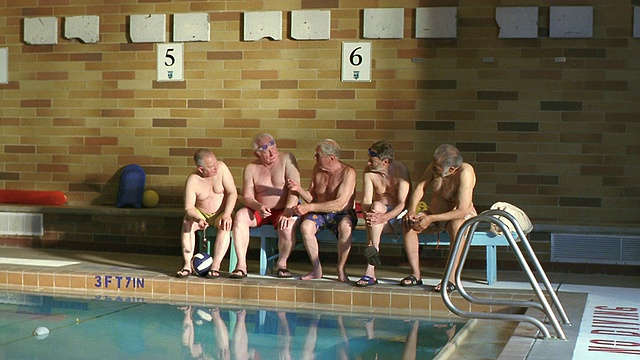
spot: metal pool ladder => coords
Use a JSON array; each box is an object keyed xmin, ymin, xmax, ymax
[{"xmin": 440, "ymin": 209, "xmax": 571, "ymax": 340}]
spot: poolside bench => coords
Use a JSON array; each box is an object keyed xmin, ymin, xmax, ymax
[{"xmin": 199, "ymin": 224, "xmax": 512, "ymax": 285}]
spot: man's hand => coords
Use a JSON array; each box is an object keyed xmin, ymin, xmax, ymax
[
  {"xmin": 286, "ymin": 179, "xmax": 301, "ymax": 193},
  {"xmin": 402, "ymin": 211, "xmax": 416, "ymax": 230},
  {"xmin": 292, "ymin": 203, "xmax": 311, "ymax": 216},
  {"xmin": 410, "ymin": 212, "xmax": 430, "ymax": 232},
  {"xmin": 258, "ymin": 204, "xmax": 272, "ymax": 218},
  {"xmin": 197, "ymin": 218, "xmax": 209, "ymax": 230},
  {"xmin": 365, "ymin": 211, "xmax": 386, "ymax": 227},
  {"xmin": 277, "ymin": 214, "xmax": 298, "ymax": 230},
  {"xmin": 218, "ymin": 214, "xmax": 232, "ymax": 231}
]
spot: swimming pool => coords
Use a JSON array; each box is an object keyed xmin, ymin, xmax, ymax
[{"xmin": 0, "ymin": 290, "xmax": 465, "ymax": 359}]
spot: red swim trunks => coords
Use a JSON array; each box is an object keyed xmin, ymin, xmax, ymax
[{"xmin": 253, "ymin": 208, "xmax": 286, "ymax": 228}]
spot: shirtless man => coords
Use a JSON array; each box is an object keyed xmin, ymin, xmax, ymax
[
  {"xmin": 401, "ymin": 144, "xmax": 477, "ymax": 291},
  {"xmin": 177, "ymin": 148, "xmax": 237, "ymax": 278},
  {"xmin": 287, "ymin": 139, "xmax": 357, "ymax": 282},
  {"xmin": 356, "ymin": 140, "xmax": 411, "ymax": 287},
  {"xmin": 231, "ymin": 133, "xmax": 301, "ymax": 278}
]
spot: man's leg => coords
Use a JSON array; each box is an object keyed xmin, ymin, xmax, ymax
[
  {"xmin": 401, "ymin": 228, "xmax": 422, "ymax": 285},
  {"xmin": 445, "ymin": 218, "xmax": 469, "ymax": 285},
  {"xmin": 276, "ymin": 223, "xmax": 296, "ymax": 275},
  {"xmin": 178, "ymin": 217, "xmax": 197, "ymax": 276},
  {"xmin": 335, "ymin": 218, "xmax": 353, "ymax": 283},
  {"xmin": 300, "ymin": 218, "xmax": 322, "ymax": 280},
  {"xmin": 231, "ymin": 207, "xmax": 257, "ymax": 274},
  {"xmin": 211, "ymin": 225, "xmax": 231, "ymax": 274},
  {"xmin": 359, "ymin": 201, "xmax": 386, "ymax": 284}
]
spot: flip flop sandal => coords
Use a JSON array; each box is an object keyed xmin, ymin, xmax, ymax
[
  {"xmin": 206, "ymin": 269, "xmax": 220, "ymax": 279},
  {"xmin": 356, "ymin": 275, "xmax": 378, "ymax": 287},
  {"xmin": 434, "ymin": 281, "xmax": 457, "ymax": 293},
  {"xmin": 399, "ymin": 275, "xmax": 423, "ymax": 287},
  {"xmin": 363, "ymin": 246, "xmax": 382, "ymax": 266},
  {"xmin": 176, "ymin": 268, "xmax": 191, "ymax": 278},
  {"xmin": 229, "ymin": 269, "xmax": 247, "ymax": 279},
  {"xmin": 277, "ymin": 268, "xmax": 293, "ymax": 278}
]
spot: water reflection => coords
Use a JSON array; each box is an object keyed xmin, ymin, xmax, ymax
[
  {"xmin": 179, "ymin": 305, "xmax": 460, "ymax": 360},
  {"xmin": 0, "ymin": 292, "xmax": 462, "ymax": 360}
]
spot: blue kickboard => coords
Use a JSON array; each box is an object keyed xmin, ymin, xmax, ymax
[{"xmin": 116, "ymin": 164, "xmax": 146, "ymax": 208}]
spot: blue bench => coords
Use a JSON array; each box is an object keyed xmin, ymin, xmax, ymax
[{"xmin": 199, "ymin": 223, "xmax": 511, "ymax": 285}]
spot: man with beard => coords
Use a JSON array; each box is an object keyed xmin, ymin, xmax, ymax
[{"xmin": 401, "ymin": 144, "xmax": 477, "ymax": 292}]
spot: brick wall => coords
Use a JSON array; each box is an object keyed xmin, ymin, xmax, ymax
[{"xmin": 1, "ymin": 0, "xmax": 639, "ymax": 229}]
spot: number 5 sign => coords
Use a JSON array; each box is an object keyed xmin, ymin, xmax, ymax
[
  {"xmin": 341, "ymin": 42, "xmax": 371, "ymax": 82},
  {"xmin": 157, "ymin": 43, "xmax": 184, "ymax": 82}
]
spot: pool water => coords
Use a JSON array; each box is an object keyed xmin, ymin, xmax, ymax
[{"xmin": 0, "ymin": 291, "xmax": 464, "ymax": 359}]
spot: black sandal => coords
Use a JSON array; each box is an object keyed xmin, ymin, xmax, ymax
[
  {"xmin": 434, "ymin": 281, "xmax": 457, "ymax": 293},
  {"xmin": 206, "ymin": 269, "xmax": 220, "ymax": 279},
  {"xmin": 176, "ymin": 268, "xmax": 191, "ymax": 278},
  {"xmin": 399, "ymin": 275, "xmax": 423, "ymax": 287},
  {"xmin": 363, "ymin": 246, "xmax": 382, "ymax": 266},
  {"xmin": 229, "ymin": 269, "xmax": 247, "ymax": 279}
]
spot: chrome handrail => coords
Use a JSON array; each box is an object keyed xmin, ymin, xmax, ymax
[{"xmin": 440, "ymin": 209, "xmax": 570, "ymax": 340}]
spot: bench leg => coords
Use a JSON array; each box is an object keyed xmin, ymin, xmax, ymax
[
  {"xmin": 486, "ymin": 245, "xmax": 497, "ymax": 285},
  {"xmin": 229, "ymin": 236, "xmax": 238, "ymax": 273},
  {"xmin": 260, "ymin": 236, "xmax": 268, "ymax": 275}
]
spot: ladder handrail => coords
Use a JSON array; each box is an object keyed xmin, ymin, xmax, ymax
[{"xmin": 440, "ymin": 209, "xmax": 570, "ymax": 340}]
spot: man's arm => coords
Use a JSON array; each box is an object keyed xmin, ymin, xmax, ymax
[
  {"xmin": 283, "ymin": 153, "xmax": 301, "ymax": 211},
  {"xmin": 240, "ymin": 164, "xmax": 263, "ymax": 212},
  {"xmin": 360, "ymin": 168, "xmax": 374, "ymax": 213},
  {"xmin": 387, "ymin": 173, "xmax": 411, "ymax": 221},
  {"xmin": 218, "ymin": 162, "xmax": 238, "ymax": 230},
  {"xmin": 287, "ymin": 164, "xmax": 314, "ymax": 203},
  {"xmin": 183, "ymin": 175, "xmax": 204, "ymax": 220},
  {"xmin": 406, "ymin": 163, "xmax": 433, "ymax": 216}
]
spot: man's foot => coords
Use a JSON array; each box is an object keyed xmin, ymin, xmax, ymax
[
  {"xmin": 300, "ymin": 270, "xmax": 322, "ymax": 280},
  {"xmin": 277, "ymin": 268, "xmax": 293, "ymax": 278},
  {"xmin": 356, "ymin": 275, "xmax": 378, "ymax": 287},
  {"xmin": 434, "ymin": 281, "xmax": 456, "ymax": 293},
  {"xmin": 363, "ymin": 246, "xmax": 382, "ymax": 266},
  {"xmin": 206, "ymin": 269, "xmax": 220, "ymax": 279},
  {"xmin": 336, "ymin": 268, "xmax": 350, "ymax": 283},
  {"xmin": 176, "ymin": 268, "xmax": 191, "ymax": 278},
  {"xmin": 399, "ymin": 275, "xmax": 423, "ymax": 287},
  {"xmin": 229, "ymin": 269, "xmax": 247, "ymax": 279}
]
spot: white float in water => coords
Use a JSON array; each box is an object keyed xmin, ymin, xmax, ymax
[{"xmin": 33, "ymin": 326, "xmax": 50, "ymax": 340}]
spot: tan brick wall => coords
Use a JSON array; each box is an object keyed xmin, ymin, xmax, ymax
[{"xmin": 1, "ymin": 1, "xmax": 639, "ymax": 228}]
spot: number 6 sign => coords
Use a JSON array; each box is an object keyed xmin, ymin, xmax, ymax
[
  {"xmin": 157, "ymin": 43, "xmax": 184, "ymax": 82},
  {"xmin": 341, "ymin": 42, "xmax": 371, "ymax": 82}
]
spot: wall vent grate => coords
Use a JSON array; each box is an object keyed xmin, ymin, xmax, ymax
[{"xmin": 551, "ymin": 233, "xmax": 640, "ymax": 265}]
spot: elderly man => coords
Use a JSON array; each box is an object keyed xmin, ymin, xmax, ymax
[
  {"xmin": 401, "ymin": 144, "xmax": 477, "ymax": 291},
  {"xmin": 231, "ymin": 133, "xmax": 301, "ymax": 278},
  {"xmin": 177, "ymin": 148, "xmax": 237, "ymax": 278},
  {"xmin": 356, "ymin": 140, "xmax": 411, "ymax": 287},
  {"xmin": 287, "ymin": 139, "xmax": 357, "ymax": 282}
]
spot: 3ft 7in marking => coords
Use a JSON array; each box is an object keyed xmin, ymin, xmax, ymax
[{"xmin": 94, "ymin": 275, "xmax": 145, "ymax": 289}]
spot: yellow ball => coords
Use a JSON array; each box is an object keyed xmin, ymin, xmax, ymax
[{"xmin": 142, "ymin": 189, "xmax": 159, "ymax": 208}]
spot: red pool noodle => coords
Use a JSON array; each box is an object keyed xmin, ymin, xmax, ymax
[{"xmin": 0, "ymin": 189, "xmax": 68, "ymax": 205}]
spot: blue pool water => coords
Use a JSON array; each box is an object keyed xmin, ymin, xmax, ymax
[{"xmin": 0, "ymin": 291, "xmax": 464, "ymax": 359}]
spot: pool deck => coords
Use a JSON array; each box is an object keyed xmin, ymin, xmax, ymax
[{"xmin": 1, "ymin": 246, "xmax": 639, "ymax": 360}]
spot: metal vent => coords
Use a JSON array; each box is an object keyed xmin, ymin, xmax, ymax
[
  {"xmin": 0, "ymin": 212, "xmax": 44, "ymax": 236},
  {"xmin": 551, "ymin": 233, "xmax": 640, "ymax": 265}
]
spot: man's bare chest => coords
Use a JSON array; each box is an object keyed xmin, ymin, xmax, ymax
[{"xmin": 432, "ymin": 178, "xmax": 457, "ymax": 200}]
